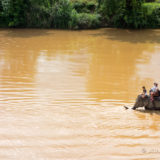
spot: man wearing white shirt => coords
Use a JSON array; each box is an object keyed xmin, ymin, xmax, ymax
[
  {"xmin": 151, "ymin": 82, "xmax": 158, "ymax": 93},
  {"xmin": 150, "ymin": 83, "xmax": 159, "ymax": 108}
]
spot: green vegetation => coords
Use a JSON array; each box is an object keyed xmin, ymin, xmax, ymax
[
  {"xmin": 100, "ymin": 0, "xmax": 160, "ymax": 28},
  {"xmin": 142, "ymin": 2, "xmax": 160, "ymax": 27},
  {"xmin": 0, "ymin": 0, "xmax": 160, "ymax": 29},
  {"xmin": 143, "ymin": 2, "xmax": 160, "ymax": 15},
  {"xmin": 71, "ymin": 0, "xmax": 97, "ymax": 13}
]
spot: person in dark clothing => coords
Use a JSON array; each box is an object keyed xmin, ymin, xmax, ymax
[
  {"xmin": 150, "ymin": 83, "xmax": 159, "ymax": 101},
  {"xmin": 150, "ymin": 83, "xmax": 159, "ymax": 108},
  {"xmin": 141, "ymin": 86, "xmax": 147, "ymax": 98}
]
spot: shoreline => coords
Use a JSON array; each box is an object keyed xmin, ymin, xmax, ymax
[{"xmin": 0, "ymin": 27, "xmax": 160, "ymax": 31}]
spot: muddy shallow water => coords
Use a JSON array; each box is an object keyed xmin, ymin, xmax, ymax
[{"xmin": 0, "ymin": 28, "xmax": 160, "ymax": 160}]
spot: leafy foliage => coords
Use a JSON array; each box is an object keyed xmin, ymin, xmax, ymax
[
  {"xmin": 143, "ymin": 3, "xmax": 160, "ymax": 28},
  {"xmin": 124, "ymin": 0, "xmax": 146, "ymax": 28},
  {"xmin": 0, "ymin": 0, "xmax": 29, "ymax": 27},
  {"xmin": 71, "ymin": 0, "xmax": 97, "ymax": 13},
  {"xmin": 0, "ymin": 0, "xmax": 160, "ymax": 29},
  {"xmin": 27, "ymin": 0, "xmax": 73, "ymax": 28},
  {"xmin": 101, "ymin": 0, "xmax": 148, "ymax": 28},
  {"xmin": 100, "ymin": 0, "xmax": 125, "ymax": 26}
]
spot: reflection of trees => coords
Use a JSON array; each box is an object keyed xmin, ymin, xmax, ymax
[
  {"xmin": 86, "ymin": 29, "xmax": 158, "ymax": 101},
  {"xmin": 0, "ymin": 29, "xmax": 159, "ymax": 103},
  {"xmin": 0, "ymin": 29, "xmax": 92, "ymax": 103},
  {"xmin": 89, "ymin": 28, "xmax": 160, "ymax": 44}
]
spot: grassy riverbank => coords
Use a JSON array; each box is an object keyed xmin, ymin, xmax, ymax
[{"xmin": 0, "ymin": 0, "xmax": 160, "ymax": 29}]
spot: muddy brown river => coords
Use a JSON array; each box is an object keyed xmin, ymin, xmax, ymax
[{"xmin": 0, "ymin": 28, "xmax": 160, "ymax": 160}]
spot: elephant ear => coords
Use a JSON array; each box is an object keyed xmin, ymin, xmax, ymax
[{"xmin": 143, "ymin": 98, "xmax": 149, "ymax": 107}]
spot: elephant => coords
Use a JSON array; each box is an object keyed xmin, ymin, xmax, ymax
[{"xmin": 132, "ymin": 95, "xmax": 160, "ymax": 110}]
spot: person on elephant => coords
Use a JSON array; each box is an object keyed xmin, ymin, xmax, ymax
[
  {"xmin": 132, "ymin": 83, "xmax": 160, "ymax": 110},
  {"xmin": 141, "ymin": 86, "xmax": 147, "ymax": 98},
  {"xmin": 150, "ymin": 83, "xmax": 159, "ymax": 109},
  {"xmin": 150, "ymin": 82, "xmax": 158, "ymax": 93}
]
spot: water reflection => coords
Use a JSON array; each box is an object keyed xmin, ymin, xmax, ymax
[
  {"xmin": 90, "ymin": 28, "xmax": 160, "ymax": 43},
  {"xmin": 0, "ymin": 29, "xmax": 160, "ymax": 160},
  {"xmin": 86, "ymin": 29, "xmax": 158, "ymax": 101},
  {"xmin": 136, "ymin": 47, "xmax": 160, "ymax": 82}
]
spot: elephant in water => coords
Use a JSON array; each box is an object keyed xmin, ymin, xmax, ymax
[{"xmin": 132, "ymin": 95, "xmax": 160, "ymax": 110}]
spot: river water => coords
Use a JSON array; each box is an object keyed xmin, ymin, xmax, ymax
[{"xmin": 0, "ymin": 29, "xmax": 160, "ymax": 160}]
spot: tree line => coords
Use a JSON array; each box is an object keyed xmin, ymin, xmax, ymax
[{"xmin": 0, "ymin": 0, "xmax": 160, "ymax": 29}]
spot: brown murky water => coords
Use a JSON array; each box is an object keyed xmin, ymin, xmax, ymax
[{"xmin": 0, "ymin": 28, "xmax": 160, "ymax": 160}]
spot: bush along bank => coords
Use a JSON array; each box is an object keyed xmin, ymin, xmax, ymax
[
  {"xmin": 0, "ymin": 0, "xmax": 101, "ymax": 29},
  {"xmin": 99, "ymin": 0, "xmax": 160, "ymax": 29},
  {"xmin": 0, "ymin": 0, "xmax": 160, "ymax": 29}
]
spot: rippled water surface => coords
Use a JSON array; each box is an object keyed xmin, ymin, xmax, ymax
[{"xmin": 0, "ymin": 29, "xmax": 160, "ymax": 160}]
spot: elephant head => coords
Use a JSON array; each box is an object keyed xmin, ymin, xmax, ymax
[{"xmin": 133, "ymin": 95, "xmax": 150, "ymax": 109}]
